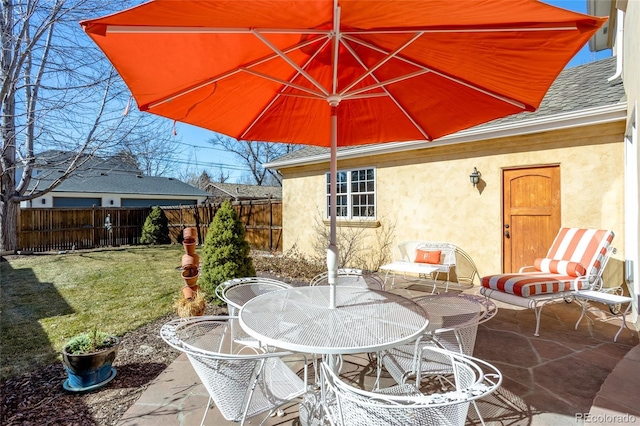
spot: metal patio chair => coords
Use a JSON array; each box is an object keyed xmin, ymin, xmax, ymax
[
  {"xmin": 215, "ymin": 277, "xmax": 292, "ymax": 314},
  {"xmin": 322, "ymin": 347, "xmax": 502, "ymax": 426},
  {"xmin": 160, "ymin": 316, "xmax": 308, "ymax": 426},
  {"xmin": 380, "ymin": 293, "xmax": 497, "ymax": 424},
  {"xmin": 216, "ymin": 277, "xmax": 292, "ymax": 351}
]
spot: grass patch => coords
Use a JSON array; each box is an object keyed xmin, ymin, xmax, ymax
[{"xmin": 0, "ymin": 245, "xmax": 185, "ymax": 380}]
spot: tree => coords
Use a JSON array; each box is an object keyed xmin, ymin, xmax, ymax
[
  {"xmin": 207, "ymin": 133, "xmax": 300, "ymax": 186},
  {"xmin": 140, "ymin": 206, "xmax": 170, "ymax": 245},
  {"xmin": 0, "ymin": 0, "xmax": 170, "ymax": 251},
  {"xmin": 183, "ymin": 168, "xmax": 230, "ymax": 190},
  {"xmin": 200, "ymin": 200, "xmax": 255, "ymax": 302},
  {"xmin": 196, "ymin": 171, "xmax": 212, "ymax": 190},
  {"xmin": 113, "ymin": 125, "xmax": 184, "ymax": 177}
]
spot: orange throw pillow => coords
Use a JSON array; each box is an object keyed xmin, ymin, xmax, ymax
[{"xmin": 415, "ymin": 249, "xmax": 441, "ymax": 264}]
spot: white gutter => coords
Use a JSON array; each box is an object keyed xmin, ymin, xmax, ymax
[
  {"xmin": 608, "ymin": 8, "xmax": 624, "ymax": 82},
  {"xmin": 265, "ymin": 103, "xmax": 627, "ymax": 168}
]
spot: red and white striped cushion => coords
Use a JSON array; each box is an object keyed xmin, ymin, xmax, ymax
[
  {"xmin": 482, "ymin": 273, "xmax": 587, "ymax": 297},
  {"xmin": 534, "ymin": 258, "xmax": 586, "ymax": 277},
  {"xmin": 481, "ymin": 228, "xmax": 614, "ymax": 297},
  {"xmin": 545, "ymin": 228, "xmax": 614, "ymax": 279}
]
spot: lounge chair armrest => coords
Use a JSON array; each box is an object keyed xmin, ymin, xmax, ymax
[{"xmin": 518, "ymin": 265, "xmax": 537, "ymax": 272}]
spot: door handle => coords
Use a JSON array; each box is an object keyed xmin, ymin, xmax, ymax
[{"xmin": 504, "ymin": 224, "xmax": 510, "ymax": 238}]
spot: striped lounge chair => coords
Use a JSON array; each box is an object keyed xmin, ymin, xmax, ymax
[{"xmin": 480, "ymin": 228, "xmax": 615, "ymax": 336}]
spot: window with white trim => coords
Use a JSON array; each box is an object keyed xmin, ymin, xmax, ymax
[{"xmin": 326, "ymin": 168, "xmax": 376, "ymax": 219}]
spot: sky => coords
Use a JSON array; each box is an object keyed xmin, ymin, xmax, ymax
[{"xmin": 171, "ymin": 0, "xmax": 613, "ymax": 183}]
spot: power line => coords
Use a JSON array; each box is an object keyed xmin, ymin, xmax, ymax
[
  {"xmin": 159, "ymin": 157, "xmax": 252, "ymax": 172},
  {"xmin": 176, "ymin": 141, "xmax": 234, "ymax": 153}
]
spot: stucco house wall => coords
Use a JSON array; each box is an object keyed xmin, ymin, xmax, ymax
[
  {"xmin": 281, "ymin": 121, "xmax": 625, "ymax": 285},
  {"xmin": 621, "ymin": 0, "xmax": 640, "ymax": 320}
]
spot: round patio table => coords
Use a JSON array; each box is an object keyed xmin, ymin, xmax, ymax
[{"xmin": 238, "ymin": 286, "xmax": 429, "ymax": 355}]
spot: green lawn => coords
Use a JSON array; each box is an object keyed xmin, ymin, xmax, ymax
[{"xmin": 0, "ymin": 245, "xmax": 186, "ymax": 380}]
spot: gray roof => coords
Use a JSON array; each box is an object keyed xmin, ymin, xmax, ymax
[
  {"xmin": 273, "ymin": 57, "xmax": 625, "ymax": 163},
  {"xmin": 34, "ymin": 150, "xmax": 142, "ymax": 174},
  {"xmin": 27, "ymin": 150, "xmax": 208, "ymax": 197},
  {"xmin": 30, "ymin": 172, "xmax": 209, "ymax": 197},
  {"xmin": 205, "ymin": 182, "xmax": 282, "ymax": 199}
]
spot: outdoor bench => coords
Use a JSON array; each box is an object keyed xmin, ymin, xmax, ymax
[{"xmin": 380, "ymin": 241, "xmax": 457, "ymax": 292}]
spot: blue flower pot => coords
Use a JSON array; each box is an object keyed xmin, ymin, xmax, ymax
[{"xmin": 62, "ymin": 338, "xmax": 120, "ymax": 392}]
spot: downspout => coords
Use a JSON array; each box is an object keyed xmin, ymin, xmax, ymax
[{"xmin": 608, "ymin": 8, "xmax": 624, "ymax": 82}]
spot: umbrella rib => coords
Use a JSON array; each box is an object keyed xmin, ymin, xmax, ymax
[
  {"xmin": 252, "ymin": 29, "xmax": 329, "ymax": 97},
  {"xmin": 343, "ymin": 70, "xmax": 431, "ymax": 98},
  {"xmin": 341, "ymin": 25, "xmax": 579, "ymax": 35},
  {"xmin": 144, "ymin": 34, "xmax": 327, "ymax": 111},
  {"xmin": 105, "ymin": 25, "xmax": 331, "ymax": 35},
  {"xmin": 341, "ymin": 40, "xmax": 432, "ymax": 140},
  {"xmin": 145, "ymin": 69, "xmax": 241, "ymax": 110},
  {"xmin": 339, "ymin": 31, "xmax": 424, "ymax": 96},
  {"xmin": 342, "ymin": 34, "xmax": 527, "ymax": 110},
  {"xmin": 104, "ymin": 25, "xmax": 577, "ymax": 36},
  {"xmin": 240, "ymin": 36, "xmax": 334, "ymax": 140},
  {"xmin": 241, "ymin": 68, "xmax": 325, "ymax": 98}
]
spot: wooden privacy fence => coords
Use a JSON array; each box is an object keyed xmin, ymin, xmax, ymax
[
  {"xmin": 18, "ymin": 207, "xmax": 152, "ymax": 252},
  {"xmin": 17, "ymin": 199, "xmax": 282, "ymax": 253},
  {"xmin": 161, "ymin": 199, "xmax": 282, "ymax": 252}
]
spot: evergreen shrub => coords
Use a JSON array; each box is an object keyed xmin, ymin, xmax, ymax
[
  {"xmin": 140, "ymin": 206, "xmax": 171, "ymax": 245},
  {"xmin": 200, "ymin": 201, "xmax": 255, "ymax": 302}
]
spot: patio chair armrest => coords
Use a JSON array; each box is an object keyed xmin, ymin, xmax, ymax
[{"xmin": 518, "ymin": 265, "xmax": 537, "ymax": 272}]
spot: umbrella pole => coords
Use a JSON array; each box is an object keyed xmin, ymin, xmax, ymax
[{"xmin": 327, "ymin": 104, "xmax": 339, "ymax": 309}]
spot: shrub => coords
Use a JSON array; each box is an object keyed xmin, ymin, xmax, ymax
[
  {"xmin": 252, "ymin": 245, "xmax": 325, "ymax": 283},
  {"xmin": 140, "ymin": 206, "xmax": 171, "ymax": 245},
  {"xmin": 200, "ymin": 201, "xmax": 255, "ymax": 302},
  {"xmin": 64, "ymin": 330, "xmax": 118, "ymax": 355}
]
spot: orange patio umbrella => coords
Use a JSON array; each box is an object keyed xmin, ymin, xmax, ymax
[{"xmin": 81, "ymin": 0, "xmax": 605, "ymax": 308}]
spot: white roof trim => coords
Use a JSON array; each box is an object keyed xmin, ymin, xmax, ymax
[{"xmin": 265, "ymin": 103, "xmax": 627, "ymax": 168}]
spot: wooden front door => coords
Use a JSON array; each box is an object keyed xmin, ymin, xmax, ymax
[{"xmin": 502, "ymin": 166, "xmax": 561, "ymax": 273}]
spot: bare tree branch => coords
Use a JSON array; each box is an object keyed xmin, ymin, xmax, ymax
[
  {"xmin": 207, "ymin": 133, "xmax": 301, "ymax": 186},
  {"xmin": 0, "ymin": 0, "xmax": 164, "ymax": 251}
]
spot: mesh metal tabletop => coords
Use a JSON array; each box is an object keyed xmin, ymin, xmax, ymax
[{"xmin": 239, "ymin": 286, "xmax": 429, "ymax": 355}]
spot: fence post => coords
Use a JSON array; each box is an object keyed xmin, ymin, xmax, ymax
[
  {"xmin": 194, "ymin": 204, "xmax": 202, "ymax": 244},
  {"xmin": 92, "ymin": 205, "xmax": 97, "ymax": 248},
  {"xmin": 269, "ymin": 199, "xmax": 273, "ymax": 252}
]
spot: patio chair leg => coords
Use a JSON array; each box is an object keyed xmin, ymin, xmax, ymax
[
  {"xmin": 533, "ymin": 304, "xmax": 542, "ymax": 337},
  {"xmin": 472, "ymin": 400, "xmax": 486, "ymax": 426},
  {"xmin": 373, "ymin": 352, "xmax": 383, "ymax": 390},
  {"xmin": 200, "ymin": 396, "xmax": 213, "ymax": 426}
]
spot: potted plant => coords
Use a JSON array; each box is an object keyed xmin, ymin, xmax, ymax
[{"xmin": 62, "ymin": 330, "xmax": 120, "ymax": 392}]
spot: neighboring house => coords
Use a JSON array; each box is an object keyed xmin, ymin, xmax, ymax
[
  {"xmin": 21, "ymin": 150, "xmax": 210, "ymax": 208},
  {"xmin": 204, "ymin": 182, "xmax": 282, "ymax": 202},
  {"xmin": 267, "ymin": 50, "xmax": 638, "ymax": 317}
]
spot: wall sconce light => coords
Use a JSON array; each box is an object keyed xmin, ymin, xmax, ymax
[
  {"xmin": 469, "ymin": 167, "xmax": 481, "ymax": 187},
  {"xmin": 109, "ymin": 200, "xmax": 114, "ymax": 205}
]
